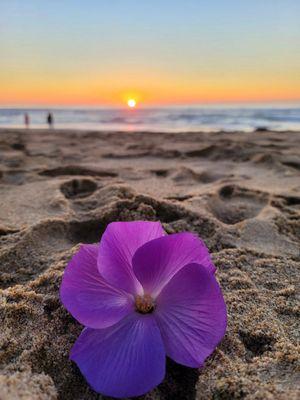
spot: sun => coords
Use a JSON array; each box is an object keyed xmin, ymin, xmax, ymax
[{"xmin": 127, "ymin": 98, "xmax": 137, "ymax": 108}]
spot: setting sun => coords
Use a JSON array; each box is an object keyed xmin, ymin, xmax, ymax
[{"xmin": 127, "ymin": 99, "xmax": 137, "ymax": 108}]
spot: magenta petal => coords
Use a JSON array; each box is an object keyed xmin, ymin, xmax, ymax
[
  {"xmin": 70, "ymin": 313, "xmax": 166, "ymax": 398},
  {"xmin": 133, "ymin": 232, "xmax": 216, "ymax": 296},
  {"xmin": 60, "ymin": 244, "xmax": 134, "ymax": 329},
  {"xmin": 155, "ymin": 263, "xmax": 226, "ymax": 368},
  {"xmin": 98, "ymin": 221, "xmax": 165, "ymax": 294}
]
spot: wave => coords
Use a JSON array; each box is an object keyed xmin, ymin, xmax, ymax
[{"xmin": 1, "ymin": 106, "xmax": 300, "ymax": 132}]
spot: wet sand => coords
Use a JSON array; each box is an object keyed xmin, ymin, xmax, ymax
[{"xmin": 0, "ymin": 128, "xmax": 299, "ymax": 399}]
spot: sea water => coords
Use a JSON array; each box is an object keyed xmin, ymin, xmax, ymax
[{"xmin": 1, "ymin": 105, "xmax": 300, "ymax": 132}]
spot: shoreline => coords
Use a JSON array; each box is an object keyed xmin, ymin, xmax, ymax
[{"xmin": 1, "ymin": 127, "xmax": 300, "ymax": 135}]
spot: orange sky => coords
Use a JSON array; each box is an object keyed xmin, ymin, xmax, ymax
[
  {"xmin": 1, "ymin": 69, "xmax": 299, "ymax": 107},
  {"xmin": 1, "ymin": 1, "xmax": 300, "ymax": 107}
]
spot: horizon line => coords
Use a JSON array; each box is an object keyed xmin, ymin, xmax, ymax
[{"xmin": 1, "ymin": 99, "xmax": 300, "ymax": 110}]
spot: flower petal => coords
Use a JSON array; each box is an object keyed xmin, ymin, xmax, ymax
[
  {"xmin": 60, "ymin": 244, "xmax": 134, "ymax": 329},
  {"xmin": 98, "ymin": 221, "xmax": 165, "ymax": 294},
  {"xmin": 154, "ymin": 263, "xmax": 226, "ymax": 367},
  {"xmin": 133, "ymin": 232, "xmax": 216, "ymax": 297},
  {"xmin": 70, "ymin": 313, "xmax": 166, "ymax": 398}
]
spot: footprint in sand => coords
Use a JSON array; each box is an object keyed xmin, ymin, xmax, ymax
[
  {"xmin": 150, "ymin": 169, "xmax": 170, "ymax": 178},
  {"xmin": 172, "ymin": 166, "xmax": 230, "ymax": 185},
  {"xmin": 39, "ymin": 165, "xmax": 117, "ymax": 177},
  {"xmin": 0, "ymin": 216, "xmax": 107, "ymax": 289},
  {"xmin": 281, "ymin": 159, "xmax": 300, "ymax": 171},
  {"xmin": 60, "ymin": 178, "xmax": 98, "ymax": 199},
  {"xmin": 209, "ymin": 185, "xmax": 268, "ymax": 224}
]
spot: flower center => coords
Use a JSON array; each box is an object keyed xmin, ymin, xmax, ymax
[{"xmin": 135, "ymin": 294, "xmax": 155, "ymax": 314}]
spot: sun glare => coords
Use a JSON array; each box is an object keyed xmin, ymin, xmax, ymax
[{"xmin": 127, "ymin": 99, "xmax": 137, "ymax": 108}]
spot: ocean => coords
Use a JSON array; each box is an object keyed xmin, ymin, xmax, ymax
[{"xmin": 0, "ymin": 105, "xmax": 300, "ymax": 132}]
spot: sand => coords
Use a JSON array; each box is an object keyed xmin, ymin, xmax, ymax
[{"xmin": 0, "ymin": 128, "xmax": 299, "ymax": 400}]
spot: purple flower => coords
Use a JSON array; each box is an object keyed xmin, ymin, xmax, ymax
[{"xmin": 60, "ymin": 221, "xmax": 226, "ymax": 398}]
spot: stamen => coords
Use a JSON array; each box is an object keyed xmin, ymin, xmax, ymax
[{"xmin": 135, "ymin": 294, "xmax": 155, "ymax": 314}]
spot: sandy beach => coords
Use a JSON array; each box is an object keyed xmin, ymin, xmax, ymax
[{"xmin": 0, "ymin": 128, "xmax": 299, "ymax": 400}]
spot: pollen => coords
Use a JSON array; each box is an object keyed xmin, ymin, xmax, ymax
[{"xmin": 135, "ymin": 294, "xmax": 155, "ymax": 314}]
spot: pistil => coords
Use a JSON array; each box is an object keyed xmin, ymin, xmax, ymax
[{"xmin": 135, "ymin": 294, "xmax": 155, "ymax": 314}]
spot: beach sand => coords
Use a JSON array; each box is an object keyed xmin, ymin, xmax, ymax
[{"xmin": 0, "ymin": 128, "xmax": 299, "ymax": 400}]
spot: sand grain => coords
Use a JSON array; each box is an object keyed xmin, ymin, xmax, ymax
[{"xmin": 0, "ymin": 128, "xmax": 299, "ymax": 399}]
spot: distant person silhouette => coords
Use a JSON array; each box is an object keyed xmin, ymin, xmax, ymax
[
  {"xmin": 47, "ymin": 112, "xmax": 54, "ymax": 128},
  {"xmin": 24, "ymin": 113, "xmax": 30, "ymax": 128}
]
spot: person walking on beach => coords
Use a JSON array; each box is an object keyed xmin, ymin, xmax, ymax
[
  {"xmin": 47, "ymin": 112, "xmax": 54, "ymax": 128},
  {"xmin": 24, "ymin": 113, "xmax": 30, "ymax": 128}
]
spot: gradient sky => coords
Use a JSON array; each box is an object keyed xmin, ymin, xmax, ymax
[{"xmin": 1, "ymin": 0, "xmax": 300, "ymax": 106}]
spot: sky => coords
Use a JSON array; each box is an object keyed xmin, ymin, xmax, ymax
[{"xmin": 0, "ymin": 0, "xmax": 300, "ymax": 107}]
